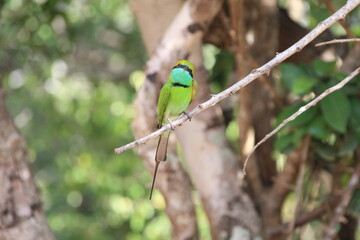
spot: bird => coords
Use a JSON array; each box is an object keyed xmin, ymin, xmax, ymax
[{"xmin": 149, "ymin": 60, "xmax": 197, "ymax": 199}]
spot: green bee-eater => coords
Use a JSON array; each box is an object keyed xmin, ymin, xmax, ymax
[{"xmin": 149, "ymin": 60, "xmax": 197, "ymax": 199}]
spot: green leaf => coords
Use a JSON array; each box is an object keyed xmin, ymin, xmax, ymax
[
  {"xmin": 292, "ymin": 75, "xmax": 318, "ymax": 95},
  {"xmin": 307, "ymin": 116, "xmax": 329, "ymax": 140},
  {"xmin": 292, "ymin": 128, "xmax": 307, "ymax": 148},
  {"xmin": 320, "ymin": 90, "xmax": 351, "ymax": 133},
  {"xmin": 315, "ymin": 142, "xmax": 336, "ymax": 162},
  {"xmin": 280, "ymin": 63, "xmax": 318, "ymax": 95},
  {"xmin": 276, "ymin": 105, "xmax": 297, "ymax": 126},
  {"xmin": 210, "ymin": 50, "xmax": 235, "ymax": 89},
  {"xmin": 276, "ymin": 104, "xmax": 317, "ymax": 127},
  {"xmin": 309, "ymin": 6, "xmax": 330, "ymax": 28},
  {"xmin": 275, "ymin": 133, "xmax": 294, "ymax": 152},
  {"xmin": 334, "ymin": 72, "xmax": 348, "ymax": 82},
  {"xmin": 312, "ymin": 59, "xmax": 336, "ymax": 77},
  {"xmin": 338, "ymin": 134, "xmax": 358, "ymax": 156},
  {"xmin": 281, "ymin": 64, "xmax": 304, "ymax": 88},
  {"xmin": 350, "ymin": 99, "xmax": 360, "ymax": 141}
]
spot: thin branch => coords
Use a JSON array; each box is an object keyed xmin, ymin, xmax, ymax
[
  {"xmin": 315, "ymin": 38, "xmax": 360, "ymax": 47},
  {"xmin": 323, "ymin": 152, "xmax": 360, "ymax": 240},
  {"xmin": 287, "ymin": 135, "xmax": 310, "ymax": 238},
  {"xmin": 322, "ymin": 0, "xmax": 356, "ymax": 39},
  {"xmin": 270, "ymin": 198, "xmax": 333, "ymax": 236},
  {"xmin": 293, "ymin": 202, "xmax": 328, "ymax": 227},
  {"xmin": 266, "ymin": 134, "xmax": 311, "ymax": 239},
  {"xmin": 115, "ymin": 0, "xmax": 360, "ymax": 155},
  {"xmin": 243, "ymin": 67, "xmax": 360, "ymax": 173}
]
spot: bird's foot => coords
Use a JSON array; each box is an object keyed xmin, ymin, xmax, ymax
[
  {"xmin": 182, "ymin": 111, "xmax": 192, "ymax": 121},
  {"xmin": 166, "ymin": 118, "xmax": 175, "ymax": 130}
]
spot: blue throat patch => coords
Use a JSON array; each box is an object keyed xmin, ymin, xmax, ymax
[{"xmin": 171, "ymin": 68, "xmax": 192, "ymax": 86}]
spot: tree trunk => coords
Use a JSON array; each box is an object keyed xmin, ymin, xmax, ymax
[
  {"xmin": 0, "ymin": 87, "xmax": 55, "ymax": 240},
  {"xmin": 129, "ymin": 1, "xmax": 200, "ymax": 239}
]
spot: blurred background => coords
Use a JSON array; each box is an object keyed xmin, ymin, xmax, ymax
[
  {"xmin": 1, "ymin": 0, "xmax": 155, "ymax": 239},
  {"xmin": 1, "ymin": 0, "xmax": 360, "ymax": 239}
]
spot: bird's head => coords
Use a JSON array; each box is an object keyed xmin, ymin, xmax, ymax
[{"xmin": 172, "ymin": 60, "xmax": 195, "ymax": 78}]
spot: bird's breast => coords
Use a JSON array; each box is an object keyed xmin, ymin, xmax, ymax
[{"xmin": 166, "ymin": 86, "xmax": 192, "ymax": 116}]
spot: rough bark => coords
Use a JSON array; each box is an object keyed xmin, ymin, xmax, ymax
[
  {"xmin": 0, "ymin": 87, "xmax": 55, "ymax": 240},
  {"xmin": 233, "ymin": 1, "xmax": 280, "ymax": 238},
  {"xmin": 130, "ymin": 0, "xmax": 201, "ymax": 239},
  {"xmin": 129, "ymin": 75, "xmax": 198, "ymax": 240}
]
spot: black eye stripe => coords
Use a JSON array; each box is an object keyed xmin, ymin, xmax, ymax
[
  {"xmin": 172, "ymin": 82, "xmax": 190, "ymax": 88},
  {"xmin": 173, "ymin": 64, "xmax": 193, "ymax": 78}
]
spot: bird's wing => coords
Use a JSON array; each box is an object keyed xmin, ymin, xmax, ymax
[
  {"xmin": 191, "ymin": 79, "xmax": 198, "ymax": 103},
  {"xmin": 157, "ymin": 83, "xmax": 171, "ymax": 128}
]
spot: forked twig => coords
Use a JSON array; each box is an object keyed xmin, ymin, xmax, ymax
[{"xmin": 315, "ymin": 38, "xmax": 360, "ymax": 47}]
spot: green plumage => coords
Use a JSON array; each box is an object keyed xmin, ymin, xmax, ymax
[{"xmin": 149, "ymin": 60, "xmax": 197, "ymax": 199}]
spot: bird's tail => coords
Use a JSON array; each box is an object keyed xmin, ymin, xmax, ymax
[
  {"xmin": 150, "ymin": 131, "xmax": 170, "ymax": 199},
  {"xmin": 149, "ymin": 161, "xmax": 160, "ymax": 200},
  {"xmin": 155, "ymin": 130, "xmax": 171, "ymax": 162}
]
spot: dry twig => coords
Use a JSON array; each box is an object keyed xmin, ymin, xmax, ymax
[
  {"xmin": 115, "ymin": 0, "xmax": 360, "ymax": 155},
  {"xmin": 287, "ymin": 136, "xmax": 311, "ymax": 238},
  {"xmin": 322, "ymin": 0, "xmax": 356, "ymax": 39},
  {"xmin": 315, "ymin": 38, "xmax": 360, "ymax": 47}
]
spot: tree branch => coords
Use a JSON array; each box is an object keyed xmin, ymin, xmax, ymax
[
  {"xmin": 315, "ymin": 38, "xmax": 360, "ymax": 47},
  {"xmin": 115, "ymin": 0, "xmax": 360, "ymax": 155},
  {"xmin": 322, "ymin": 0, "xmax": 357, "ymax": 39},
  {"xmin": 243, "ymin": 66, "xmax": 360, "ymax": 173}
]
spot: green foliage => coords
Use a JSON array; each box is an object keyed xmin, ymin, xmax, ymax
[
  {"xmin": 307, "ymin": 115, "xmax": 330, "ymax": 140},
  {"xmin": 320, "ymin": 90, "xmax": 351, "ymax": 133},
  {"xmin": 275, "ymin": 60, "xmax": 360, "ymax": 166},
  {"xmin": 209, "ymin": 50, "xmax": 235, "ymax": 93},
  {"xmin": 350, "ymin": 99, "xmax": 360, "ymax": 141},
  {"xmin": 280, "ymin": 63, "xmax": 318, "ymax": 95},
  {"xmin": 308, "ymin": 0, "xmax": 348, "ymax": 35},
  {"xmin": 349, "ymin": 189, "xmax": 360, "ymax": 216},
  {"xmin": 276, "ymin": 104, "xmax": 318, "ymax": 127},
  {"xmin": 312, "ymin": 59, "xmax": 337, "ymax": 76},
  {"xmin": 338, "ymin": 134, "xmax": 358, "ymax": 157}
]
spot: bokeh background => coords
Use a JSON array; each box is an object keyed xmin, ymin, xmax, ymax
[{"xmin": 1, "ymin": 0, "xmax": 360, "ymax": 239}]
